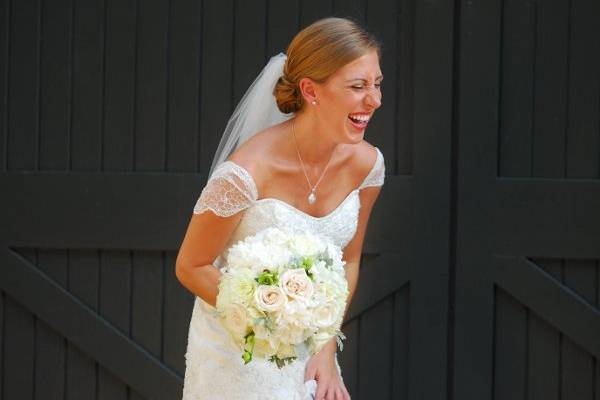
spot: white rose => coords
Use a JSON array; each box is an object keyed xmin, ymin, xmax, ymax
[
  {"xmin": 222, "ymin": 303, "xmax": 250, "ymax": 339},
  {"xmin": 279, "ymin": 269, "xmax": 314, "ymax": 301},
  {"xmin": 312, "ymin": 303, "xmax": 338, "ymax": 328},
  {"xmin": 254, "ymin": 285, "xmax": 287, "ymax": 312}
]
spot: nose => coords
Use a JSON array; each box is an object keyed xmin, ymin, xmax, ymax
[{"xmin": 365, "ymin": 88, "xmax": 382, "ymax": 109}]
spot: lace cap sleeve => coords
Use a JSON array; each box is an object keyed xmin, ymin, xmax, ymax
[
  {"xmin": 193, "ymin": 161, "xmax": 258, "ymax": 217},
  {"xmin": 359, "ymin": 147, "xmax": 385, "ymax": 189}
]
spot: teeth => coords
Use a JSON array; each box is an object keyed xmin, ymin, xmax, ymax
[{"xmin": 349, "ymin": 114, "xmax": 370, "ymax": 123}]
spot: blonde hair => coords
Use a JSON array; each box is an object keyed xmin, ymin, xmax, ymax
[{"xmin": 273, "ymin": 17, "xmax": 381, "ymax": 114}]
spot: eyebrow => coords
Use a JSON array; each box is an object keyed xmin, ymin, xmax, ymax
[{"xmin": 345, "ymin": 75, "xmax": 384, "ymax": 82}]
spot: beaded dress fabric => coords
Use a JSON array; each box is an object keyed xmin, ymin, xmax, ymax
[{"xmin": 182, "ymin": 147, "xmax": 385, "ymax": 400}]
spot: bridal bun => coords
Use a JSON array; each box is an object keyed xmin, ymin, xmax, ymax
[{"xmin": 273, "ymin": 17, "xmax": 380, "ymax": 114}]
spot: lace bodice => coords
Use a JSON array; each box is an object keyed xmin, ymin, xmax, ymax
[{"xmin": 193, "ymin": 147, "xmax": 385, "ymax": 264}]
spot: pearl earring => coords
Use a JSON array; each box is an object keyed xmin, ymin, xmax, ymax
[{"xmin": 311, "ymin": 100, "xmax": 317, "ymax": 105}]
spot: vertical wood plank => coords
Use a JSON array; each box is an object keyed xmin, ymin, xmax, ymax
[
  {"xmin": 498, "ymin": 0, "xmax": 535, "ymax": 177},
  {"xmin": 493, "ymin": 289, "xmax": 527, "ymax": 400},
  {"xmin": 35, "ymin": 250, "xmax": 68, "ymax": 400},
  {"xmin": 167, "ymin": 0, "xmax": 202, "ymax": 173},
  {"xmin": 3, "ymin": 296, "xmax": 35, "ymax": 400},
  {"xmin": 365, "ymin": 0, "xmax": 397, "ymax": 156},
  {"xmin": 198, "ymin": 0, "xmax": 234, "ymax": 172},
  {"xmin": 531, "ymin": 0, "xmax": 569, "ymax": 178},
  {"xmin": 266, "ymin": 1, "xmax": 299, "ymax": 60},
  {"xmin": 565, "ymin": 0, "xmax": 600, "ymax": 178},
  {"xmin": 39, "ymin": 0, "xmax": 71, "ymax": 171},
  {"xmin": 527, "ymin": 259, "xmax": 561, "ymax": 400},
  {"xmin": 7, "ymin": 0, "xmax": 39, "ymax": 170},
  {"xmin": 391, "ymin": 286, "xmax": 409, "ymax": 400},
  {"xmin": 358, "ymin": 297, "xmax": 393, "ymax": 399},
  {"xmin": 300, "ymin": 0, "xmax": 333, "ymax": 27},
  {"xmin": 103, "ymin": 0, "xmax": 136, "ymax": 172},
  {"xmin": 134, "ymin": 0, "xmax": 169, "ymax": 172},
  {"xmin": 98, "ymin": 250, "xmax": 131, "ymax": 399},
  {"xmin": 338, "ymin": 318, "xmax": 359, "ymax": 398},
  {"xmin": 0, "ymin": 0, "xmax": 10, "ymax": 171},
  {"xmin": 561, "ymin": 260, "xmax": 595, "ymax": 400},
  {"xmin": 66, "ymin": 249, "xmax": 99, "ymax": 399},
  {"xmin": 70, "ymin": 0, "xmax": 105, "ymax": 171},
  {"xmin": 396, "ymin": 0, "xmax": 415, "ymax": 176},
  {"xmin": 131, "ymin": 251, "xmax": 163, "ymax": 358}
]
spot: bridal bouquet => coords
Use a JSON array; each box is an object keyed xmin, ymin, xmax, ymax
[{"xmin": 215, "ymin": 227, "xmax": 349, "ymax": 368}]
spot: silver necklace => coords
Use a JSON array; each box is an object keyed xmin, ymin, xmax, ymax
[{"xmin": 291, "ymin": 118, "xmax": 335, "ymax": 205}]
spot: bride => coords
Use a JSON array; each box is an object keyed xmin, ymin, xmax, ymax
[{"xmin": 175, "ymin": 17, "xmax": 385, "ymax": 400}]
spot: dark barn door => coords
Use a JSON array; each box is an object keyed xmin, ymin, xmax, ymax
[
  {"xmin": 0, "ymin": 1, "xmax": 450, "ymax": 399},
  {"xmin": 454, "ymin": 1, "xmax": 600, "ymax": 400},
  {"xmin": 2, "ymin": 1, "xmax": 598, "ymax": 400}
]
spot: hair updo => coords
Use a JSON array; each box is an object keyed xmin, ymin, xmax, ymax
[{"xmin": 273, "ymin": 17, "xmax": 381, "ymax": 114}]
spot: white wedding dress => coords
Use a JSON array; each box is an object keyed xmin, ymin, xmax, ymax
[{"xmin": 182, "ymin": 146, "xmax": 385, "ymax": 400}]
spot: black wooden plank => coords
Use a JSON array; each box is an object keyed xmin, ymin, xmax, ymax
[
  {"xmin": 7, "ymin": 0, "xmax": 39, "ymax": 171},
  {"xmin": 410, "ymin": 0, "xmax": 454, "ymax": 398},
  {"xmin": 133, "ymin": 0, "xmax": 169, "ymax": 171},
  {"xmin": 396, "ymin": 0, "xmax": 415, "ymax": 176},
  {"xmin": 492, "ymin": 256, "xmax": 600, "ymax": 359},
  {"xmin": 0, "ymin": 172, "xmax": 406, "ymax": 249},
  {"xmin": 70, "ymin": 0, "xmax": 104, "ymax": 171},
  {"xmin": 498, "ymin": 0, "xmax": 535, "ymax": 178},
  {"xmin": 198, "ymin": 0, "xmax": 234, "ymax": 172},
  {"xmin": 39, "ymin": 0, "xmax": 71, "ymax": 171},
  {"xmin": 300, "ymin": 0, "xmax": 333, "ymax": 27},
  {"xmin": 98, "ymin": 250, "xmax": 131, "ymax": 398},
  {"xmin": 358, "ymin": 296, "xmax": 393, "ymax": 399},
  {"xmin": 338, "ymin": 318, "xmax": 358, "ymax": 399},
  {"xmin": 35, "ymin": 250, "xmax": 68, "ymax": 400},
  {"xmin": 66, "ymin": 343, "xmax": 97, "ymax": 400},
  {"xmin": 332, "ymin": 0, "xmax": 366, "ymax": 23},
  {"xmin": 98, "ymin": 366, "xmax": 128, "ymax": 400},
  {"xmin": 0, "ymin": 0, "xmax": 10, "ymax": 171},
  {"xmin": 527, "ymin": 258, "xmax": 561, "ymax": 400},
  {"xmin": 531, "ymin": 0, "xmax": 569, "ymax": 178},
  {"xmin": 266, "ymin": 0, "xmax": 299, "ymax": 56},
  {"xmin": 103, "ymin": 0, "xmax": 136, "ymax": 172},
  {"xmin": 67, "ymin": 249, "xmax": 99, "ymax": 399},
  {"xmin": 0, "ymin": 290, "xmax": 3, "ymax": 398},
  {"xmin": 162, "ymin": 250, "xmax": 193, "ymax": 379},
  {"xmin": 131, "ymin": 251, "xmax": 163, "ymax": 358},
  {"xmin": 493, "ymin": 289, "xmax": 527, "ymax": 400},
  {"xmin": 365, "ymin": 0, "xmax": 397, "ymax": 154},
  {"xmin": 166, "ymin": 0, "xmax": 201, "ymax": 173},
  {"xmin": 527, "ymin": 313, "xmax": 560, "ymax": 400},
  {"xmin": 3, "ymin": 296, "xmax": 35, "ymax": 399},
  {"xmin": 233, "ymin": 0, "xmax": 267, "ymax": 102},
  {"xmin": 346, "ymin": 252, "xmax": 409, "ymax": 321},
  {"xmin": 490, "ymin": 179, "xmax": 600, "ymax": 258},
  {"xmin": 561, "ymin": 259, "xmax": 595, "ymax": 399},
  {"xmin": 0, "ymin": 247, "xmax": 182, "ymax": 398},
  {"xmin": 565, "ymin": 0, "xmax": 600, "ymax": 179},
  {"xmin": 391, "ymin": 286, "xmax": 409, "ymax": 400}
]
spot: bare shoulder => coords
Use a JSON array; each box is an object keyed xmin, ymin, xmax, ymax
[
  {"xmin": 224, "ymin": 122, "xmax": 286, "ymax": 184},
  {"xmin": 350, "ymin": 140, "xmax": 379, "ymax": 179}
]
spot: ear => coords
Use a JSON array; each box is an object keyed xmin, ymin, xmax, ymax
[{"xmin": 298, "ymin": 77, "xmax": 318, "ymax": 104}]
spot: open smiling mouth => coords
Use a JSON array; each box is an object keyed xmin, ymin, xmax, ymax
[{"xmin": 348, "ymin": 113, "xmax": 370, "ymax": 130}]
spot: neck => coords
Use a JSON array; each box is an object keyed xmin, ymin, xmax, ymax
[{"xmin": 290, "ymin": 112, "xmax": 339, "ymax": 166}]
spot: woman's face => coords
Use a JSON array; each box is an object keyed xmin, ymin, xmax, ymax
[{"xmin": 309, "ymin": 49, "xmax": 383, "ymax": 144}]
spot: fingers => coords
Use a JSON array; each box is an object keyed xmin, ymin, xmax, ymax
[{"xmin": 314, "ymin": 383, "xmax": 350, "ymax": 400}]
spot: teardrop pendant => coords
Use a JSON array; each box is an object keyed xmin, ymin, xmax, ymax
[{"xmin": 308, "ymin": 192, "xmax": 316, "ymax": 204}]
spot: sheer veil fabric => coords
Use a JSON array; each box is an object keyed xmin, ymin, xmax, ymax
[{"xmin": 208, "ymin": 53, "xmax": 294, "ymax": 178}]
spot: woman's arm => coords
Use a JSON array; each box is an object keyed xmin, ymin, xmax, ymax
[{"xmin": 175, "ymin": 210, "xmax": 244, "ymax": 307}]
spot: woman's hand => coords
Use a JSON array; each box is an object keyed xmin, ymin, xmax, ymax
[{"xmin": 304, "ymin": 338, "xmax": 351, "ymax": 400}]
